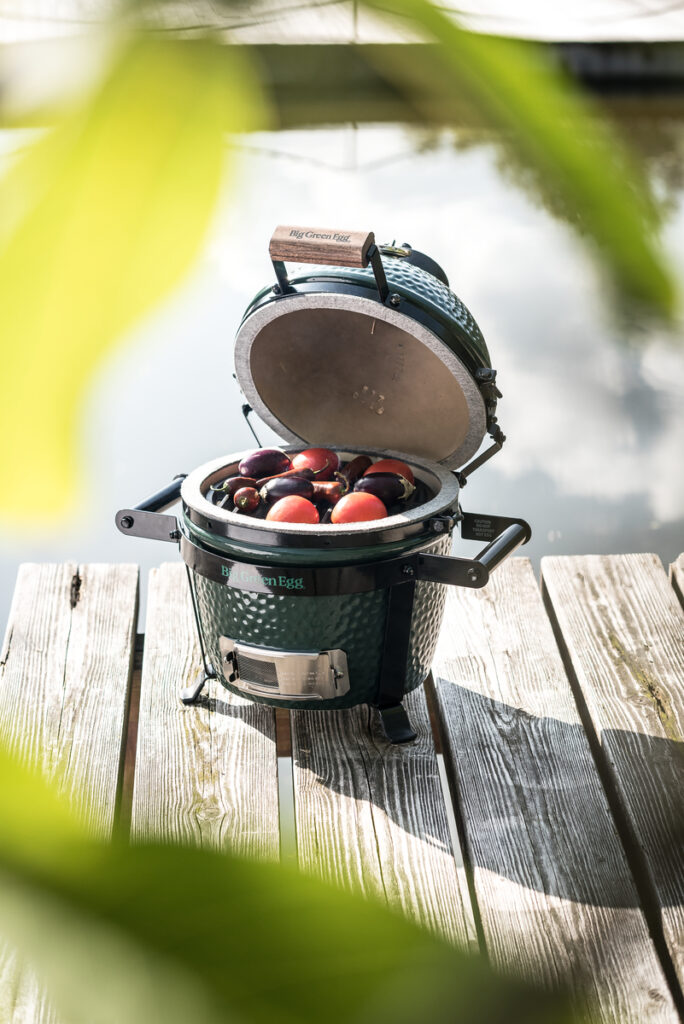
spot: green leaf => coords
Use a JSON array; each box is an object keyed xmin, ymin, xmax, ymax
[
  {"xmin": 362, "ymin": 0, "xmax": 676, "ymax": 316},
  {"xmin": 0, "ymin": 746, "xmax": 574, "ymax": 1024},
  {"xmin": 0, "ymin": 37, "xmax": 264, "ymax": 526}
]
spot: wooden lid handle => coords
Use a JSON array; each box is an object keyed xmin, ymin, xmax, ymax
[{"xmin": 269, "ymin": 225, "xmax": 375, "ymax": 268}]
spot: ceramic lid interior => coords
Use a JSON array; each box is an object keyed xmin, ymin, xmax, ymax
[{"xmin": 234, "ymin": 292, "xmax": 487, "ymax": 469}]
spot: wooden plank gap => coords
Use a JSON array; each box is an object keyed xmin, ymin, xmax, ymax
[
  {"xmin": 669, "ymin": 555, "xmax": 684, "ymax": 611},
  {"xmin": 276, "ymin": 709, "xmax": 297, "ymax": 867},
  {"xmin": 275, "ymin": 707, "xmax": 292, "ymax": 758},
  {"xmin": 424, "ymin": 673, "xmax": 488, "ymax": 959},
  {"xmin": 115, "ymin": 632, "xmax": 144, "ymax": 838},
  {"xmin": 541, "ymin": 576, "xmax": 684, "ymax": 1021}
]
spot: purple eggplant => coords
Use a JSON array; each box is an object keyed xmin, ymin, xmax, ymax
[
  {"xmin": 238, "ymin": 448, "xmax": 291, "ymax": 480},
  {"xmin": 353, "ymin": 472, "xmax": 414, "ymax": 504},
  {"xmin": 260, "ymin": 476, "xmax": 314, "ymax": 503},
  {"xmin": 336, "ymin": 455, "xmax": 372, "ymax": 487},
  {"xmin": 233, "ymin": 486, "xmax": 261, "ymax": 512},
  {"xmin": 213, "ymin": 475, "xmax": 257, "ymax": 496}
]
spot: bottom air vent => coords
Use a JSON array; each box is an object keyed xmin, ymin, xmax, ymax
[
  {"xmin": 219, "ymin": 637, "xmax": 350, "ymax": 701},
  {"xmin": 233, "ymin": 654, "xmax": 279, "ymax": 688}
]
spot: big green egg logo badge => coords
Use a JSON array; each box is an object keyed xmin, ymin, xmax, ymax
[{"xmin": 221, "ymin": 564, "xmax": 305, "ymax": 591}]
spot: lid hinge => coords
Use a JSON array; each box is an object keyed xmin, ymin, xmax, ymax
[
  {"xmin": 427, "ymin": 513, "xmax": 459, "ymax": 535},
  {"xmin": 475, "ymin": 367, "xmax": 503, "ymax": 431}
]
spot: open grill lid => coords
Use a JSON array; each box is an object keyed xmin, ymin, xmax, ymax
[{"xmin": 233, "ymin": 226, "xmax": 496, "ymax": 470}]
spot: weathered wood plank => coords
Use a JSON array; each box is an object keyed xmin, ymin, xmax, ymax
[
  {"xmin": 670, "ymin": 553, "xmax": 684, "ymax": 607},
  {"xmin": 542, "ymin": 553, "xmax": 684, "ymax": 997},
  {"xmin": 290, "ymin": 687, "xmax": 478, "ymax": 948},
  {"xmin": 131, "ymin": 563, "xmax": 279, "ymax": 860},
  {"xmin": 432, "ymin": 557, "xmax": 676, "ymax": 1022},
  {"xmin": 0, "ymin": 562, "xmax": 138, "ymax": 1024}
]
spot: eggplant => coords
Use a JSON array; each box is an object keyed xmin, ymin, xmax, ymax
[
  {"xmin": 214, "ymin": 475, "xmax": 257, "ymax": 495},
  {"xmin": 256, "ymin": 467, "xmax": 315, "ymax": 489},
  {"xmin": 238, "ymin": 448, "xmax": 291, "ymax": 480},
  {"xmin": 312, "ymin": 481, "xmax": 346, "ymax": 505},
  {"xmin": 260, "ymin": 476, "xmax": 315, "ymax": 503},
  {"xmin": 353, "ymin": 472, "xmax": 414, "ymax": 504},
  {"xmin": 336, "ymin": 455, "xmax": 372, "ymax": 487},
  {"xmin": 233, "ymin": 486, "xmax": 261, "ymax": 512}
]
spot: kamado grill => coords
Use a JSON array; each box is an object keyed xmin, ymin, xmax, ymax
[{"xmin": 116, "ymin": 226, "xmax": 531, "ymax": 743}]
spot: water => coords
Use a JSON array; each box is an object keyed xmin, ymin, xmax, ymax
[{"xmin": 1, "ymin": 109, "xmax": 684, "ymax": 627}]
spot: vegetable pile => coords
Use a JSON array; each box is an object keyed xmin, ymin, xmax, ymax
[{"xmin": 208, "ymin": 447, "xmax": 425, "ymax": 525}]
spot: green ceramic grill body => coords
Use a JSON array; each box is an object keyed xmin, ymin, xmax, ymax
[
  {"xmin": 180, "ymin": 442, "xmax": 462, "ymax": 710},
  {"xmin": 176, "ymin": 233, "xmax": 499, "ymax": 711},
  {"xmin": 185, "ymin": 522, "xmax": 452, "ymax": 710}
]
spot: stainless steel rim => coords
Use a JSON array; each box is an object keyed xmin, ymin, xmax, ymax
[{"xmin": 181, "ymin": 445, "xmax": 460, "ymax": 540}]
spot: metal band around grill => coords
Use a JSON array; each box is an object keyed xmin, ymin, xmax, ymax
[
  {"xmin": 180, "ymin": 533, "xmax": 401, "ymax": 596},
  {"xmin": 179, "ymin": 513, "xmax": 530, "ymax": 597}
]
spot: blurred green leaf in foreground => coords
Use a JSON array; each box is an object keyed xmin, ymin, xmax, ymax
[
  {"xmin": 0, "ymin": 744, "xmax": 574, "ymax": 1024},
  {"xmin": 0, "ymin": 36, "xmax": 264, "ymax": 526},
  {"xmin": 363, "ymin": 0, "xmax": 675, "ymax": 315}
]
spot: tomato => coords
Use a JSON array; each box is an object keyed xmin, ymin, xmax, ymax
[
  {"xmin": 330, "ymin": 492, "xmax": 388, "ymax": 524},
  {"xmin": 364, "ymin": 458, "xmax": 415, "ymax": 485},
  {"xmin": 266, "ymin": 495, "xmax": 320, "ymax": 524},
  {"xmin": 291, "ymin": 447, "xmax": 340, "ymax": 481}
]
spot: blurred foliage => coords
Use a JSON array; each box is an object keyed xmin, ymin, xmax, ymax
[
  {"xmin": 363, "ymin": 0, "xmax": 675, "ymax": 314},
  {"xmin": 0, "ymin": 744, "xmax": 575, "ymax": 1024},
  {"xmin": 0, "ymin": 36, "xmax": 264, "ymax": 525}
]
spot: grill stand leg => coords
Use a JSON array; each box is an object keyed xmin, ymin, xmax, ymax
[
  {"xmin": 374, "ymin": 579, "xmax": 417, "ymax": 744},
  {"xmin": 180, "ymin": 565, "xmax": 216, "ymax": 706},
  {"xmin": 378, "ymin": 703, "xmax": 417, "ymax": 744}
]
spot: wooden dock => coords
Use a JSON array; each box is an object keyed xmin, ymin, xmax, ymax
[{"xmin": 0, "ymin": 552, "xmax": 683, "ymax": 1022}]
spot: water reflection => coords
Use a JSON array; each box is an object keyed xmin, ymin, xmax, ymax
[{"xmin": 1, "ymin": 111, "xmax": 683, "ymax": 624}]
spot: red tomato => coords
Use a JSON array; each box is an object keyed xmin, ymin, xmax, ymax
[
  {"xmin": 330, "ymin": 492, "xmax": 388, "ymax": 524},
  {"xmin": 364, "ymin": 458, "xmax": 415, "ymax": 485},
  {"xmin": 291, "ymin": 447, "xmax": 340, "ymax": 481},
  {"xmin": 266, "ymin": 495, "xmax": 320, "ymax": 524}
]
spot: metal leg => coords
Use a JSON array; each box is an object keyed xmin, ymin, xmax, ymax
[
  {"xmin": 373, "ymin": 579, "xmax": 418, "ymax": 744},
  {"xmin": 378, "ymin": 703, "xmax": 417, "ymax": 744},
  {"xmin": 181, "ymin": 565, "xmax": 216, "ymax": 706},
  {"xmin": 181, "ymin": 673, "xmax": 211, "ymax": 706}
]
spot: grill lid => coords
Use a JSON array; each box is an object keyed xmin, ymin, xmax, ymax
[{"xmin": 233, "ymin": 226, "xmax": 491, "ymax": 470}]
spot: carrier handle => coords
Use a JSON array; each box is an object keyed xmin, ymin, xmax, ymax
[
  {"xmin": 133, "ymin": 475, "xmax": 186, "ymax": 513},
  {"xmin": 115, "ymin": 475, "xmax": 186, "ymax": 543},
  {"xmin": 269, "ymin": 224, "xmax": 390, "ymax": 303},
  {"xmin": 417, "ymin": 518, "xmax": 531, "ymax": 589}
]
